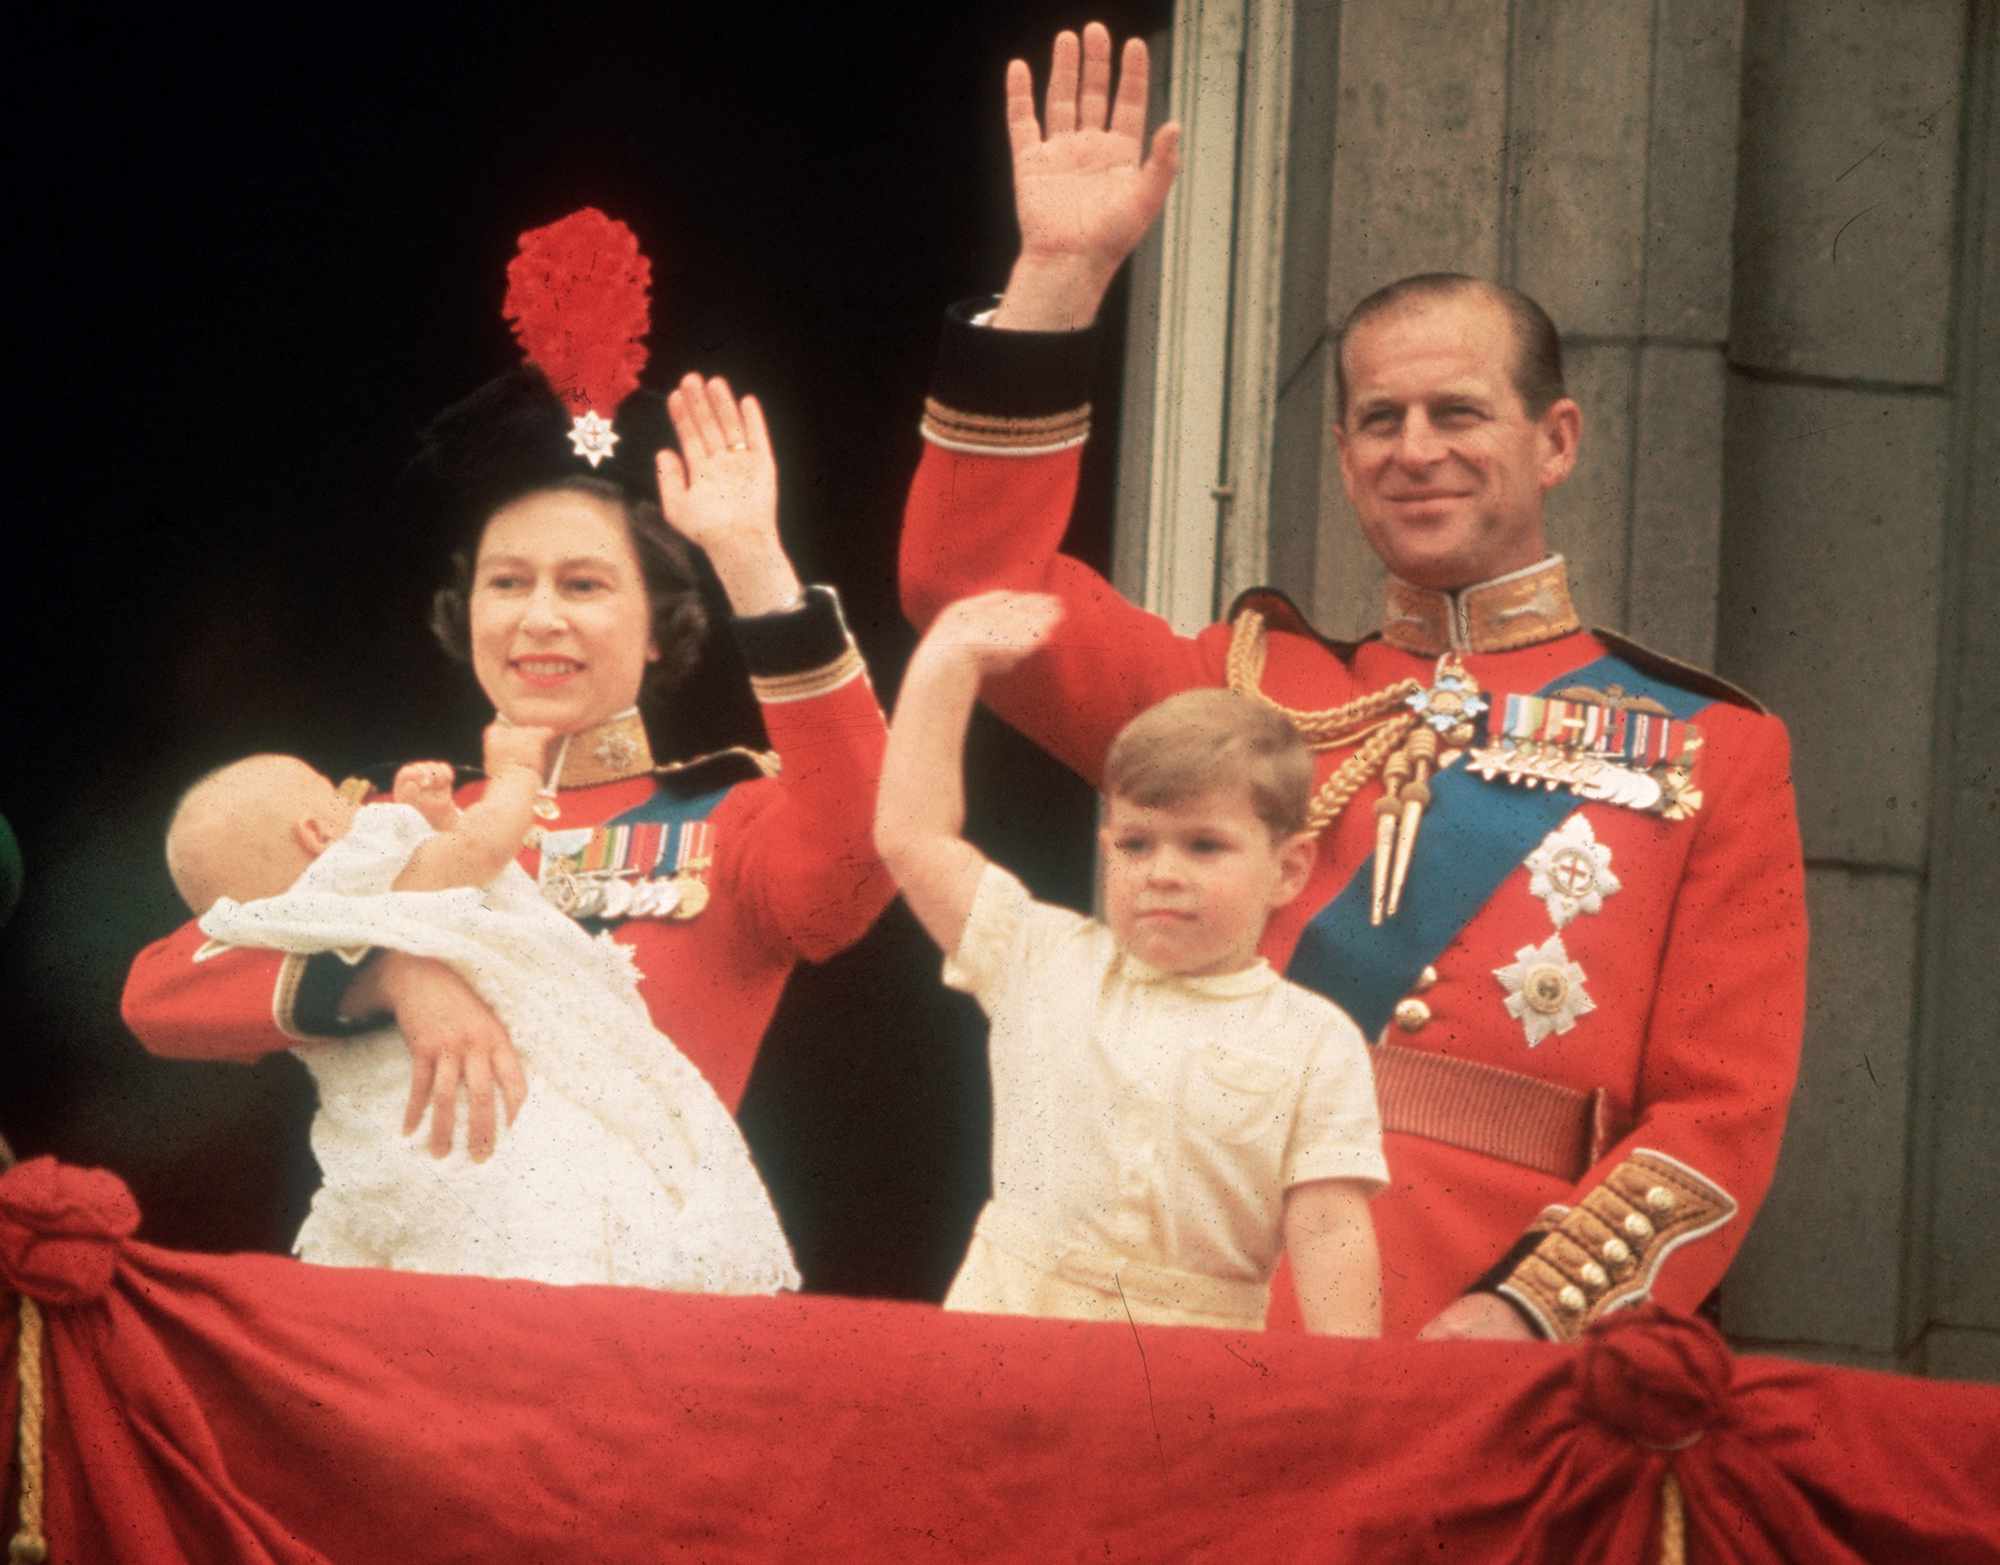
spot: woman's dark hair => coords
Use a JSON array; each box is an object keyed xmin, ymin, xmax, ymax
[{"xmin": 428, "ymin": 474, "xmax": 709, "ymax": 701}]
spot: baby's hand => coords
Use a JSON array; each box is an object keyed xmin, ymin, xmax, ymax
[
  {"xmin": 483, "ymin": 724, "xmax": 555, "ymax": 781},
  {"xmin": 393, "ymin": 761, "xmax": 460, "ymax": 831},
  {"xmin": 926, "ymin": 590, "xmax": 1064, "ymax": 676}
]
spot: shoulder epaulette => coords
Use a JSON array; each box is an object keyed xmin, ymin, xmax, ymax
[
  {"xmin": 652, "ymin": 746, "xmax": 779, "ymax": 795},
  {"xmin": 1591, "ymin": 627, "xmax": 1768, "ymax": 714},
  {"xmin": 1225, "ymin": 585, "xmax": 1373, "ymax": 660}
]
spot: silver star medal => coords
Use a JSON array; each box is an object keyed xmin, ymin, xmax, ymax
[
  {"xmin": 567, "ymin": 410, "xmax": 619, "ymax": 468},
  {"xmin": 1524, "ymin": 814, "xmax": 1621, "ymax": 928},
  {"xmin": 1494, "ymin": 933, "xmax": 1596, "ymax": 1047}
]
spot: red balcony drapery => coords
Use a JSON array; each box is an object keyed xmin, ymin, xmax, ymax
[{"xmin": 5, "ymin": 1156, "xmax": 1997, "ymax": 1563}]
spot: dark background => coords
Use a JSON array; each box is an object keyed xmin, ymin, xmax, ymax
[{"xmin": 1, "ymin": 5, "xmax": 1170, "ymax": 1299}]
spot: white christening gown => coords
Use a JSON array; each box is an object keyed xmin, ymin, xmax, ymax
[{"xmin": 200, "ymin": 803, "xmax": 798, "ymax": 1294}]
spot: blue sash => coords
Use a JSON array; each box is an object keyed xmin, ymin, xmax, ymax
[
  {"xmin": 1285, "ymin": 655, "xmax": 1712, "ymax": 1038},
  {"xmin": 606, "ymin": 783, "xmax": 733, "ymax": 831}
]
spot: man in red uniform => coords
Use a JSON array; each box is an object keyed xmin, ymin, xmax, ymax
[{"xmin": 901, "ymin": 24, "xmax": 1805, "ymax": 1340}]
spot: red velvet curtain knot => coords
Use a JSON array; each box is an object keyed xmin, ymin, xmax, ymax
[
  {"xmin": 0, "ymin": 1157, "xmax": 138, "ymax": 1305},
  {"xmin": 1576, "ymin": 1306, "xmax": 1733, "ymax": 1452}
]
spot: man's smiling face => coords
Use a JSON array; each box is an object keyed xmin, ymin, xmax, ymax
[{"xmin": 1334, "ymin": 288, "xmax": 1580, "ymax": 591}]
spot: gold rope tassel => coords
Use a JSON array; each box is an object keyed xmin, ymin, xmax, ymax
[
  {"xmin": 1656, "ymin": 1470, "xmax": 1686, "ymax": 1565},
  {"xmin": 8, "ymin": 1295, "xmax": 47, "ymax": 1565}
]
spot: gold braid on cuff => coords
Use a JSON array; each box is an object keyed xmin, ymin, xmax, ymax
[{"xmin": 1495, "ymin": 1149, "xmax": 1737, "ymax": 1343}]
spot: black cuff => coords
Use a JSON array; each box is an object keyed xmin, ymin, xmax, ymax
[
  {"xmin": 731, "ymin": 584, "xmax": 853, "ymax": 678},
  {"xmin": 933, "ymin": 298, "xmax": 1099, "ymax": 418},
  {"xmin": 1468, "ymin": 1232, "xmax": 1554, "ymax": 1341},
  {"xmin": 292, "ymin": 950, "xmax": 380, "ymax": 1038}
]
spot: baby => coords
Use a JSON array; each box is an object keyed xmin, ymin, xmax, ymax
[
  {"xmin": 165, "ymin": 725, "xmax": 797, "ymax": 1294},
  {"xmin": 875, "ymin": 591, "xmax": 1386, "ymax": 1334}
]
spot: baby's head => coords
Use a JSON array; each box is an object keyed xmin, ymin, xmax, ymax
[
  {"xmin": 1098, "ymin": 689, "xmax": 1316, "ymax": 977},
  {"xmin": 166, "ymin": 755, "xmax": 360, "ymax": 915}
]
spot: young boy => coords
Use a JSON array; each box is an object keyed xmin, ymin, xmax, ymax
[
  {"xmin": 165, "ymin": 724, "xmax": 798, "ymax": 1295},
  {"xmin": 875, "ymin": 591, "xmax": 1385, "ymax": 1334}
]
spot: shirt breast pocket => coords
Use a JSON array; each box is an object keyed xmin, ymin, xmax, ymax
[{"xmin": 1184, "ymin": 1047, "xmax": 1291, "ymax": 1146}]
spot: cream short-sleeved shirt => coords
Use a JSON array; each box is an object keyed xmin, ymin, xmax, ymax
[{"xmin": 944, "ymin": 863, "xmax": 1387, "ymax": 1291}]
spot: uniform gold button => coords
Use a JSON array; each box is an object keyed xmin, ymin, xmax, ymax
[
  {"xmin": 1645, "ymin": 1186, "xmax": 1676, "ymax": 1213},
  {"xmin": 1602, "ymin": 1238, "xmax": 1632, "ymax": 1265},
  {"xmin": 1624, "ymin": 1213, "xmax": 1654, "ymax": 1241},
  {"xmin": 1579, "ymin": 1261, "xmax": 1608, "ymax": 1288},
  {"xmin": 1557, "ymin": 1284, "xmax": 1586, "ymax": 1311},
  {"xmin": 1415, "ymin": 964, "xmax": 1439, "ymax": 992},
  {"xmin": 1393, "ymin": 998, "xmax": 1432, "ymax": 1031}
]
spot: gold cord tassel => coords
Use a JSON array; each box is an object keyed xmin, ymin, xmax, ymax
[
  {"xmin": 8, "ymin": 1295, "xmax": 47, "ymax": 1565},
  {"xmin": 1656, "ymin": 1470, "xmax": 1686, "ymax": 1565},
  {"xmin": 1228, "ymin": 612, "xmax": 1483, "ymax": 918}
]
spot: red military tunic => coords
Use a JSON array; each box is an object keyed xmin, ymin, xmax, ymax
[
  {"xmin": 123, "ymin": 587, "xmax": 893, "ymax": 1118},
  {"xmin": 901, "ymin": 308, "xmax": 1806, "ymax": 1339}
]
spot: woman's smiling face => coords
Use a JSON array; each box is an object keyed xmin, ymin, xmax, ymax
[{"xmin": 468, "ymin": 488, "xmax": 659, "ymax": 734}]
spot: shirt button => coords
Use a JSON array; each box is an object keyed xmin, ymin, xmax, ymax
[
  {"xmin": 1414, "ymin": 964, "xmax": 1439, "ymax": 992},
  {"xmin": 1624, "ymin": 1213, "xmax": 1655, "ymax": 1241},
  {"xmin": 1557, "ymin": 1284, "xmax": 1586, "ymax": 1312},
  {"xmin": 1393, "ymin": 998, "xmax": 1432, "ymax": 1032},
  {"xmin": 1645, "ymin": 1185, "xmax": 1676, "ymax": 1213}
]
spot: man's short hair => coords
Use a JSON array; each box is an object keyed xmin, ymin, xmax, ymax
[
  {"xmin": 1334, "ymin": 273, "xmax": 1567, "ymax": 421},
  {"xmin": 1103, "ymin": 689, "xmax": 1312, "ymax": 839}
]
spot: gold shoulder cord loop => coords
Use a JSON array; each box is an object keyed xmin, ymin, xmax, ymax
[{"xmin": 1227, "ymin": 610, "xmax": 1482, "ymax": 921}]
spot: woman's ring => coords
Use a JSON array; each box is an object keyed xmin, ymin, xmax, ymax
[{"xmin": 727, "ymin": 442, "xmax": 749, "ymax": 452}]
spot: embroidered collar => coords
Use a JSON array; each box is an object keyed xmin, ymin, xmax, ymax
[
  {"xmin": 1381, "ymin": 555, "xmax": 1581, "ymax": 655},
  {"xmin": 536, "ymin": 708, "xmax": 657, "ymax": 791}
]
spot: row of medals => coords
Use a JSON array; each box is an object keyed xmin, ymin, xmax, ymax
[
  {"xmin": 526, "ymin": 810, "xmax": 712, "ymax": 923},
  {"xmin": 539, "ymin": 863, "xmax": 711, "ymax": 922}
]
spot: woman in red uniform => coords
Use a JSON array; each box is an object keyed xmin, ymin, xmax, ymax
[{"xmin": 123, "ymin": 209, "xmax": 893, "ymax": 1162}]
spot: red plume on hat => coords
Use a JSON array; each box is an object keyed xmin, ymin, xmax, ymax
[{"xmin": 501, "ymin": 207, "xmax": 652, "ymax": 468}]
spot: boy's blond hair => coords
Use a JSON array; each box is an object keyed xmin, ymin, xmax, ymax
[{"xmin": 1102, "ymin": 689, "xmax": 1312, "ymax": 838}]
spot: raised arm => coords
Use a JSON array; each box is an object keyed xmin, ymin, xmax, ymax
[
  {"xmin": 657, "ymin": 372, "xmax": 893, "ymax": 962},
  {"xmin": 875, "ymin": 592, "xmax": 1064, "ymax": 954},
  {"xmin": 991, "ymin": 23, "xmax": 1181, "ymax": 331},
  {"xmin": 390, "ymin": 728, "xmax": 551, "ymax": 894}
]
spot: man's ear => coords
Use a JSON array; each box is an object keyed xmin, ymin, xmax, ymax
[
  {"xmin": 1271, "ymin": 830, "xmax": 1317, "ymax": 908},
  {"xmin": 1537, "ymin": 397, "xmax": 1582, "ymax": 492},
  {"xmin": 294, "ymin": 815, "xmax": 335, "ymax": 858},
  {"xmin": 1331, "ymin": 421, "xmax": 1360, "ymax": 505}
]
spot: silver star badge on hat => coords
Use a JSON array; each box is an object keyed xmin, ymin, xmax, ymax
[
  {"xmin": 567, "ymin": 410, "xmax": 620, "ymax": 468},
  {"xmin": 1494, "ymin": 933, "xmax": 1596, "ymax": 1047},
  {"xmin": 1524, "ymin": 814, "xmax": 1621, "ymax": 928}
]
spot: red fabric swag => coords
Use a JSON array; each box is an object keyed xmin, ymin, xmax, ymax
[{"xmin": 4, "ymin": 1158, "xmax": 1997, "ymax": 1563}]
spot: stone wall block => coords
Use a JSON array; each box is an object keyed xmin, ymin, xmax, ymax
[
  {"xmin": 1716, "ymin": 378, "xmax": 1946, "ymax": 867},
  {"xmin": 1642, "ymin": 0, "xmax": 1745, "ymax": 339},
  {"xmin": 1732, "ymin": 0, "xmax": 1965, "ymax": 383},
  {"xmin": 1722, "ymin": 866, "xmax": 1919, "ymax": 1353},
  {"xmin": 1325, "ymin": 0, "xmax": 1507, "ymax": 321},
  {"xmin": 1627, "ymin": 344, "xmax": 1725, "ymax": 664},
  {"xmin": 1511, "ymin": 0, "xmax": 1653, "ymax": 337},
  {"xmin": 1544, "ymin": 342, "xmax": 1634, "ymax": 627}
]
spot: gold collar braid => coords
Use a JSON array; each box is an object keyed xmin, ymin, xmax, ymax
[{"xmin": 1382, "ymin": 555, "xmax": 1580, "ymax": 655}]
